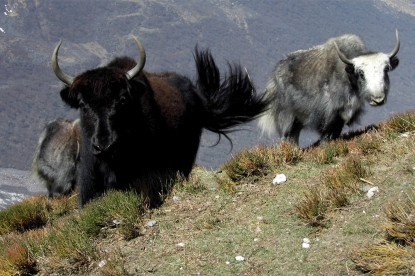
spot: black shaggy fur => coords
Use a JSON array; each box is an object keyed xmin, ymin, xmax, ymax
[{"xmin": 59, "ymin": 48, "xmax": 269, "ymax": 207}]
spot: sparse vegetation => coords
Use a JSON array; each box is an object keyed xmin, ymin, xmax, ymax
[{"xmin": 1, "ymin": 111, "xmax": 415, "ymax": 274}]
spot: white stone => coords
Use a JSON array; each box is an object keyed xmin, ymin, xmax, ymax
[
  {"xmin": 98, "ymin": 260, "xmax": 106, "ymax": 268},
  {"xmin": 272, "ymin": 174, "xmax": 287, "ymax": 185},
  {"xmin": 367, "ymin": 186, "xmax": 379, "ymax": 199},
  {"xmin": 146, "ymin": 220, "xmax": 157, "ymax": 227},
  {"xmin": 172, "ymin": 196, "xmax": 181, "ymax": 202},
  {"xmin": 235, "ymin": 255, "xmax": 245, "ymax": 262},
  {"xmin": 302, "ymin": 242, "xmax": 310, "ymax": 249},
  {"xmin": 303, "ymin": 238, "xmax": 311, "ymax": 244},
  {"xmin": 177, "ymin": 242, "xmax": 185, "ymax": 247}
]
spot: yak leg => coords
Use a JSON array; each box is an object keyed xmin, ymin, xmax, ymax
[
  {"xmin": 279, "ymin": 115, "xmax": 302, "ymax": 146},
  {"xmin": 78, "ymin": 152, "xmax": 107, "ymax": 206},
  {"xmin": 320, "ymin": 117, "xmax": 345, "ymax": 143}
]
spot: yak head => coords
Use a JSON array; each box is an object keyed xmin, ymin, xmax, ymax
[
  {"xmin": 52, "ymin": 37, "xmax": 147, "ymax": 161},
  {"xmin": 334, "ymin": 30, "xmax": 400, "ymax": 106}
]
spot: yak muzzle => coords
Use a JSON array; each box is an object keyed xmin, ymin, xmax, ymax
[
  {"xmin": 369, "ymin": 95, "xmax": 386, "ymax": 106},
  {"xmin": 91, "ymin": 139, "xmax": 115, "ymax": 157}
]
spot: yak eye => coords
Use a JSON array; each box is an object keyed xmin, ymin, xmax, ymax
[
  {"xmin": 119, "ymin": 96, "xmax": 128, "ymax": 106},
  {"xmin": 356, "ymin": 69, "xmax": 365, "ymax": 79},
  {"xmin": 384, "ymin": 65, "xmax": 391, "ymax": 73},
  {"xmin": 79, "ymin": 100, "xmax": 86, "ymax": 109}
]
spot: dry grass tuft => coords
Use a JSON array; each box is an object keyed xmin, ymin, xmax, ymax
[
  {"xmin": 307, "ymin": 140, "xmax": 349, "ymax": 165},
  {"xmin": 5, "ymin": 240, "xmax": 37, "ymax": 274},
  {"xmin": 0, "ymin": 195, "xmax": 78, "ymax": 236},
  {"xmin": 353, "ymin": 191, "xmax": 415, "ymax": 274},
  {"xmin": 174, "ymin": 172, "xmax": 207, "ymax": 195},
  {"xmin": 214, "ymin": 173, "xmax": 238, "ymax": 194},
  {"xmin": 353, "ymin": 132, "xmax": 383, "ymax": 154},
  {"xmin": 294, "ymin": 188, "xmax": 329, "ymax": 227},
  {"xmin": 222, "ymin": 143, "xmax": 303, "ymax": 183},
  {"xmin": 0, "ymin": 196, "xmax": 49, "ymax": 235},
  {"xmin": 0, "ymin": 190, "xmax": 145, "ymax": 274},
  {"xmin": 295, "ymin": 156, "xmax": 369, "ymax": 226},
  {"xmin": 277, "ymin": 141, "xmax": 304, "ymax": 165},
  {"xmin": 352, "ymin": 242, "xmax": 415, "ymax": 275},
  {"xmin": 381, "ymin": 111, "xmax": 415, "ymax": 135},
  {"xmin": 0, "ymin": 231, "xmax": 45, "ymax": 275},
  {"xmin": 383, "ymin": 193, "xmax": 415, "ymax": 245},
  {"xmin": 222, "ymin": 146, "xmax": 273, "ymax": 182}
]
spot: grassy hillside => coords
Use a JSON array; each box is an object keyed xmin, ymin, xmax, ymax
[{"xmin": 1, "ymin": 111, "xmax": 415, "ymax": 275}]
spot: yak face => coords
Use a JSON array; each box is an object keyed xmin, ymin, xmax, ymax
[
  {"xmin": 335, "ymin": 30, "xmax": 400, "ymax": 107},
  {"xmin": 60, "ymin": 68, "xmax": 148, "ymax": 161},
  {"xmin": 53, "ymin": 37, "xmax": 147, "ymax": 162},
  {"xmin": 344, "ymin": 53, "xmax": 399, "ymax": 106}
]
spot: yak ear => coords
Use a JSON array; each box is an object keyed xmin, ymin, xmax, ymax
[
  {"xmin": 60, "ymin": 87, "xmax": 80, "ymax": 108},
  {"xmin": 390, "ymin": 57, "xmax": 399, "ymax": 71},
  {"xmin": 345, "ymin": 64, "xmax": 355, "ymax": 75},
  {"xmin": 129, "ymin": 79, "xmax": 148, "ymax": 99}
]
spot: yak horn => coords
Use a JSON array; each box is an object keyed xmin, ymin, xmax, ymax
[
  {"xmin": 388, "ymin": 29, "xmax": 400, "ymax": 59},
  {"xmin": 334, "ymin": 41, "xmax": 353, "ymax": 66},
  {"xmin": 125, "ymin": 36, "xmax": 146, "ymax": 80},
  {"xmin": 51, "ymin": 41, "xmax": 74, "ymax": 86}
]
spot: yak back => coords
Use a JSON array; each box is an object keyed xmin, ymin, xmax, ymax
[
  {"xmin": 32, "ymin": 119, "xmax": 80, "ymax": 196},
  {"xmin": 277, "ymin": 34, "xmax": 368, "ymax": 94},
  {"xmin": 36, "ymin": 119, "xmax": 80, "ymax": 162},
  {"xmin": 108, "ymin": 57, "xmax": 202, "ymax": 131},
  {"xmin": 144, "ymin": 72, "xmax": 200, "ymax": 130}
]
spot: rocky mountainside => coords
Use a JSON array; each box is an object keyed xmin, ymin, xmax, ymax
[{"xmin": 1, "ymin": 0, "xmax": 414, "ymax": 173}]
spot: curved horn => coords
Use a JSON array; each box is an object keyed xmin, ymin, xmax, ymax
[
  {"xmin": 51, "ymin": 41, "xmax": 74, "ymax": 86},
  {"xmin": 125, "ymin": 36, "xmax": 146, "ymax": 80},
  {"xmin": 333, "ymin": 41, "xmax": 353, "ymax": 65},
  {"xmin": 388, "ymin": 29, "xmax": 400, "ymax": 59}
]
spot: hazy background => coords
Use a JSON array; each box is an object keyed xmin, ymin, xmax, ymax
[{"xmin": 1, "ymin": 0, "xmax": 414, "ymax": 172}]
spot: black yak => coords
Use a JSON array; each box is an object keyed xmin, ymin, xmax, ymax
[
  {"xmin": 32, "ymin": 118, "xmax": 80, "ymax": 197},
  {"xmin": 52, "ymin": 37, "xmax": 269, "ymax": 206},
  {"xmin": 259, "ymin": 30, "xmax": 400, "ymax": 145}
]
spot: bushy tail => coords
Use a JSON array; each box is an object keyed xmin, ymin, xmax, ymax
[{"xmin": 194, "ymin": 48, "xmax": 270, "ymax": 136}]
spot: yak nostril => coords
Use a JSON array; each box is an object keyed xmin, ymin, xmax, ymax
[
  {"xmin": 92, "ymin": 141, "xmax": 115, "ymax": 156},
  {"xmin": 92, "ymin": 144, "xmax": 103, "ymax": 155}
]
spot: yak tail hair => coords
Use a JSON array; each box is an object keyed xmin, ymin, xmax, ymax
[{"xmin": 194, "ymin": 47, "xmax": 270, "ymax": 139}]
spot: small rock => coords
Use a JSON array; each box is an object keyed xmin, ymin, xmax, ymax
[
  {"xmin": 272, "ymin": 174, "xmax": 287, "ymax": 185},
  {"xmin": 235, "ymin": 255, "xmax": 245, "ymax": 262},
  {"xmin": 367, "ymin": 186, "xmax": 379, "ymax": 199},
  {"xmin": 225, "ymin": 261, "xmax": 230, "ymax": 265},
  {"xmin": 172, "ymin": 196, "xmax": 181, "ymax": 202},
  {"xmin": 302, "ymin": 238, "xmax": 311, "ymax": 249},
  {"xmin": 302, "ymin": 242, "xmax": 310, "ymax": 249},
  {"xmin": 98, "ymin": 260, "xmax": 106, "ymax": 268},
  {"xmin": 176, "ymin": 242, "xmax": 185, "ymax": 247},
  {"xmin": 146, "ymin": 220, "xmax": 157, "ymax": 227}
]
